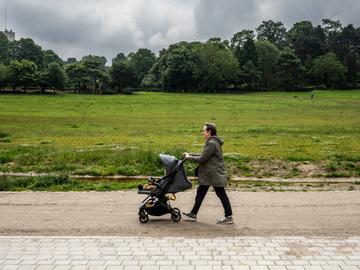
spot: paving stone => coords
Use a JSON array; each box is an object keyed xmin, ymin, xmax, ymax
[{"xmin": 0, "ymin": 237, "xmax": 358, "ymax": 269}]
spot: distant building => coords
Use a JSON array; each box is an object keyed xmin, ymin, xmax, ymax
[{"xmin": 0, "ymin": 29, "xmax": 15, "ymax": 41}]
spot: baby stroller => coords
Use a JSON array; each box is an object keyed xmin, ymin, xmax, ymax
[{"xmin": 137, "ymin": 154, "xmax": 192, "ymax": 223}]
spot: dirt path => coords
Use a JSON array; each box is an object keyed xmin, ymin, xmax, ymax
[{"xmin": 0, "ymin": 190, "xmax": 359, "ymax": 237}]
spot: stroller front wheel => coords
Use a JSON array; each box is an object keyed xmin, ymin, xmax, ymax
[
  {"xmin": 139, "ymin": 210, "xmax": 149, "ymax": 223},
  {"xmin": 171, "ymin": 208, "xmax": 181, "ymax": 222}
]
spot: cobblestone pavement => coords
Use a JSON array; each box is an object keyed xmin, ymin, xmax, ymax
[{"xmin": 0, "ymin": 236, "xmax": 359, "ymax": 270}]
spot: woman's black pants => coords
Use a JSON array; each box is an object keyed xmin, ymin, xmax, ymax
[{"xmin": 191, "ymin": 185, "xmax": 233, "ymax": 217}]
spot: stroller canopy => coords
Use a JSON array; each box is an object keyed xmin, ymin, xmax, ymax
[{"xmin": 159, "ymin": 154, "xmax": 192, "ymax": 193}]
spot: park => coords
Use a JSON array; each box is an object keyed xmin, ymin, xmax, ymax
[{"xmin": 0, "ymin": 2, "xmax": 360, "ymax": 269}]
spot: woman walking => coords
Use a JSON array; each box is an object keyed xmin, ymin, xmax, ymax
[{"xmin": 183, "ymin": 123, "xmax": 233, "ymax": 224}]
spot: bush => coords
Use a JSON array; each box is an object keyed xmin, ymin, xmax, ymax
[
  {"xmin": 0, "ymin": 175, "xmax": 11, "ymax": 191},
  {"xmin": 0, "ymin": 153, "xmax": 12, "ymax": 164},
  {"xmin": 32, "ymin": 175, "xmax": 70, "ymax": 188},
  {"xmin": 326, "ymin": 158, "xmax": 339, "ymax": 172},
  {"xmin": 0, "ymin": 131, "xmax": 10, "ymax": 138}
]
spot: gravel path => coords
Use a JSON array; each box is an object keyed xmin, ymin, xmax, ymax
[{"xmin": 0, "ymin": 190, "xmax": 359, "ymax": 237}]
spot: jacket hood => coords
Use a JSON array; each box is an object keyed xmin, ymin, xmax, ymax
[{"xmin": 209, "ymin": 136, "xmax": 224, "ymax": 145}]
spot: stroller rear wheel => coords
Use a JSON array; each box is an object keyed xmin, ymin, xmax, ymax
[
  {"xmin": 139, "ymin": 210, "xmax": 149, "ymax": 223},
  {"xmin": 171, "ymin": 208, "xmax": 181, "ymax": 222}
]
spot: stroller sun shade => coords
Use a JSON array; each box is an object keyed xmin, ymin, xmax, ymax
[{"xmin": 159, "ymin": 154, "xmax": 192, "ymax": 193}]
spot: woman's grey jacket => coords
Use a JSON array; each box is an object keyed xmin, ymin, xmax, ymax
[{"xmin": 189, "ymin": 136, "xmax": 227, "ymax": 187}]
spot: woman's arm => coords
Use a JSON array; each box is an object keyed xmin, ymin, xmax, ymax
[{"xmin": 189, "ymin": 141, "xmax": 215, "ymax": 164}]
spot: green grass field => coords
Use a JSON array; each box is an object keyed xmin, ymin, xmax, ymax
[{"xmin": 1, "ymin": 90, "xmax": 360, "ymax": 178}]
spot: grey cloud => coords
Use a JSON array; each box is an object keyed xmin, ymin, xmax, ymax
[
  {"xmin": 193, "ymin": 0, "xmax": 360, "ymax": 40},
  {"xmin": 1, "ymin": 0, "xmax": 360, "ymax": 63},
  {"xmin": 193, "ymin": 0, "xmax": 259, "ymax": 39}
]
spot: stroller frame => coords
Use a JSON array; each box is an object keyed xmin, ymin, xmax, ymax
[{"xmin": 138, "ymin": 157, "xmax": 187, "ymax": 223}]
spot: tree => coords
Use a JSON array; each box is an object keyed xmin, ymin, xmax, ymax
[
  {"xmin": 43, "ymin": 50, "xmax": 63, "ymax": 67},
  {"xmin": 207, "ymin": 37, "xmax": 230, "ymax": 48},
  {"xmin": 0, "ymin": 32, "xmax": 11, "ymax": 64},
  {"xmin": 110, "ymin": 59, "xmax": 137, "ymax": 93},
  {"xmin": 65, "ymin": 62, "xmax": 89, "ymax": 92},
  {"xmin": 148, "ymin": 42, "xmax": 202, "ymax": 91},
  {"xmin": 275, "ymin": 49, "xmax": 305, "ymax": 90},
  {"xmin": 112, "ymin": 53, "xmax": 126, "ymax": 63},
  {"xmin": 287, "ymin": 21, "xmax": 326, "ymax": 64},
  {"xmin": 127, "ymin": 48, "xmax": 156, "ymax": 86},
  {"xmin": 255, "ymin": 40, "xmax": 280, "ymax": 89},
  {"xmin": 7, "ymin": 60, "xmax": 38, "ymax": 90},
  {"xmin": 239, "ymin": 61, "xmax": 261, "ymax": 90},
  {"xmin": 231, "ymin": 30, "xmax": 255, "ymax": 48},
  {"xmin": 196, "ymin": 42, "xmax": 238, "ymax": 90},
  {"xmin": 11, "ymin": 38, "xmax": 45, "ymax": 68},
  {"xmin": 321, "ymin": 19, "xmax": 343, "ymax": 52},
  {"xmin": 309, "ymin": 53, "xmax": 346, "ymax": 88},
  {"xmin": 82, "ymin": 55, "xmax": 107, "ymax": 68},
  {"xmin": 82, "ymin": 55, "xmax": 109, "ymax": 93},
  {"xmin": 256, "ymin": 20, "xmax": 287, "ymax": 48},
  {"xmin": 333, "ymin": 24, "xmax": 360, "ymax": 82},
  {"xmin": 231, "ymin": 30, "xmax": 257, "ymax": 68},
  {"xmin": 39, "ymin": 62, "xmax": 66, "ymax": 92},
  {"xmin": 0, "ymin": 64, "xmax": 8, "ymax": 90}
]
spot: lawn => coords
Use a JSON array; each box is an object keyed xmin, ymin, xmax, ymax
[{"xmin": 0, "ymin": 90, "xmax": 360, "ymax": 178}]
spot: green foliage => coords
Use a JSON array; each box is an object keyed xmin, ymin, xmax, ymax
[
  {"xmin": 39, "ymin": 62, "xmax": 66, "ymax": 91},
  {"xmin": 154, "ymin": 42, "xmax": 202, "ymax": 91},
  {"xmin": 0, "ymin": 153, "xmax": 12, "ymax": 164},
  {"xmin": 275, "ymin": 49, "xmax": 305, "ymax": 90},
  {"xmin": 43, "ymin": 49, "xmax": 63, "ymax": 67},
  {"xmin": 0, "ymin": 63, "xmax": 8, "ymax": 89},
  {"xmin": 128, "ymin": 48, "xmax": 156, "ymax": 86},
  {"xmin": 0, "ymin": 32, "xmax": 11, "ymax": 64},
  {"xmin": 149, "ymin": 40, "xmax": 239, "ymax": 91},
  {"xmin": 196, "ymin": 41, "xmax": 238, "ymax": 89},
  {"xmin": 232, "ymin": 30, "xmax": 258, "ymax": 68},
  {"xmin": 11, "ymin": 38, "xmax": 45, "ymax": 68},
  {"xmin": 0, "ymin": 175, "xmax": 11, "ymax": 190},
  {"xmin": 0, "ymin": 174, "xmax": 144, "ymax": 191},
  {"xmin": 255, "ymin": 40, "xmax": 280, "ymax": 88},
  {"xmin": 64, "ymin": 55, "xmax": 110, "ymax": 94},
  {"xmin": 309, "ymin": 53, "xmax": 346, "ymax": 88},
  {"xmin": 0, "ymin": 131, "xmax": 10, "ymax": 138},
  {"xmin": 1, "ymin": 18, "xmax": 360, "ymax": 92},
  {"xmin": 332, "ymin": 24, "xmax": 360, "ymax": 83},
  {"xmin": 231, "ymin": 30, "xmax": 255, "ymax": 48},
  {"xmin": 256, "ymin": 20, "xmax": 287, "ymax": 48},
  {"xmin": 110, "ymin": 57, "xmax": 137, "ymax": 92},
  {"xmin": 321, "ymin": 19, "xmax": 343, "ymax": 53},
  {"xmin": 287, "ymin": 21, "xmax": 326, "ymax": 64},
  {"xmin": 65, "ymin": 62, "xmax": 89, "ymax": 91},
  {"xmin": 32, "ymin": 175, "xmax": 70, "ymax": 188},
  {"xmin": 82, "ymin": 55, "xmax": 110, "ymax": 94},
  {"xmin": 8, "ymin": 59, "xmax": 38, "ymax": 89},
  {"xmin": 239, "ymin": 60, "xmax": 261, "ymax": 89}
]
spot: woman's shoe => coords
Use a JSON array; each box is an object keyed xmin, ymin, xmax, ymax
[
  {"xmin": 182, "ymin": 212, "xmax": 197, "ymax": 221},
  {"xmin": 217, "ymin": 216, "xmax": 234, "ymax": 224}
]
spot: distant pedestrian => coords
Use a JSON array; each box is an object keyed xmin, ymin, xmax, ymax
[{"xmin": 183, "ymin": 123, "xmax": 233, "ymax": 224}]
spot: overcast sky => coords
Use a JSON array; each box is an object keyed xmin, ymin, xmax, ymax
[{"xmin": 1, "ymin": 0, "xmax": 360, "ymax": 63}]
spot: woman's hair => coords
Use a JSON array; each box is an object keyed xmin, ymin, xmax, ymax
[{"xmin": 205, "ymin": 122, "xmax": 217, "ymax": 136}]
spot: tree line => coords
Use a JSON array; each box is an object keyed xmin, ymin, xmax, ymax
[{"xmin": 0, "ymin": 19, "xmax": 359, "ymax": 93}]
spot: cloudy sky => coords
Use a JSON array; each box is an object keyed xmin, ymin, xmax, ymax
[{"xmin": 1, "ymin": 0, "xmax": 360, "ymax": 63}]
